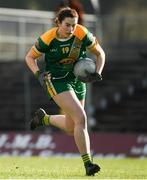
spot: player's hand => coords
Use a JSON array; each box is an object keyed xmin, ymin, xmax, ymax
[
  {"xmin": 35, "ymin": 70, "xmax": 51, "ymax": 89},
  {"xmin": 86, "ymin": 71, "xmax": 102, "ymax": 82},
  {"xmin": 78, "ymin": 71, "xmax": 102, "ymax": 83}
]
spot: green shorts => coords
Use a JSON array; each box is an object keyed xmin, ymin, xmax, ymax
[{"xmin": 45, "ymin": 78, "xmax": 86, "ymax": 100}]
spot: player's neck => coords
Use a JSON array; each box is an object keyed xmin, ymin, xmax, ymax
[{"xmin": 56, "ymin": 28, "xmax": 72, "ymax": 39}]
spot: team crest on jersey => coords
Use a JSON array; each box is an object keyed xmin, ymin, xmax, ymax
[{"xmin": 59, "ymin": 58, "xmax": 76, "ymax": 65}]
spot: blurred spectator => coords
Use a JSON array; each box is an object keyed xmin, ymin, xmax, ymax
[{"xmin": 55, "ymin": 0, "xmax": 84, "ymax": 24}]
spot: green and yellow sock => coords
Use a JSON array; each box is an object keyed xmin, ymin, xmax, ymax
[
  {"xmin": 81, "ymin": 153, "xmax": 92, "ymax": 167},
  {"xmin": 42, "ymin": 114, "xmax": 50, "ymax": 126}
]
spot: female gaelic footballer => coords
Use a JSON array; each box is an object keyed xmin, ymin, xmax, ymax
[{"xmin": 25, "ymin": 7, "xmax": 105, "ymax": 176}]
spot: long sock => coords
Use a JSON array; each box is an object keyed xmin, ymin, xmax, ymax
[
  {"xmin": 81, "ymin": 153, "xmax": 92, "ymax": 166},
  {"xmin": 42, "ymin": 115, "xmax": 50, "ymax": 126}
]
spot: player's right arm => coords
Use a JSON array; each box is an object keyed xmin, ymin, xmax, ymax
[
  {"xmin": 25, "ymin": 28, "xmax": 56, "ymax": 74},
  {"xmin": 25, "ymin": 43, "xmax": 42, "ymax": 74},
  {"xmin": 25, "ymin": 42, "xmax": 51, "ymax": 90}
]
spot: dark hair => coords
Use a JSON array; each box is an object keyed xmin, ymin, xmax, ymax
[
  {"xmin": 56, "ymin": 0, "xmax": 84, "ymax": 24},
  {"xmin": 55, "ymin": 7, "xmax": 79, "ymax": 24}
]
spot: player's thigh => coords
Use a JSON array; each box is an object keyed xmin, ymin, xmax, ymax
[{"xmin": 53, "ymin": 90, "xmax": 87, "ymax": 125}]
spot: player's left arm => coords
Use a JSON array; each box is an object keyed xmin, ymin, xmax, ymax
[{"xmin": 87, "ymin": 41, "xmax": 105, "ymax": 75}]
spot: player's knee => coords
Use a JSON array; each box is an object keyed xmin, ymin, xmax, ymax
[
  {"xmin": 74, "ymin": 111, "xmax": 87, "ymax": 128},
  {"xmin": 66, "ymin": 129, "xmax": 74, "ymax": 136},
  {"xmin": 65, "ymin": 124, "xmax": 74, "ymax": 135}
]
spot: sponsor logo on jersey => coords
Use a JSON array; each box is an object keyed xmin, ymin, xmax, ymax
[{"xmin": 50, "ymin": 49, "xmax": 57, "ymax": 52}]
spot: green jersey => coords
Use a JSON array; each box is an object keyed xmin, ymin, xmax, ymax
[{"xmin": 35, "ymin": 24, "xmax": 96, "ymax": 80}]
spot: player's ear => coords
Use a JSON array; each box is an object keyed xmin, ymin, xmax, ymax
[{"xmin": 55, "ymin": 17, "xmax": 60, "ymax": 26}]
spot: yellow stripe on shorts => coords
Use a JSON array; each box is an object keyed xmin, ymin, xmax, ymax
[{"xmin": 45, "ymin": 80, "xmax": 57, "ymax": 97}]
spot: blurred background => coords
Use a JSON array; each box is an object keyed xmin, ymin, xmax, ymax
[{"xmin": 0, "ymin": 0, "xmax": 147, "ymax": 157}]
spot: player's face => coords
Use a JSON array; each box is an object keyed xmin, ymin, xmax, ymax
[{"xmin": 58, "ymin": 17, "xmax": 78, "ymax": 38}]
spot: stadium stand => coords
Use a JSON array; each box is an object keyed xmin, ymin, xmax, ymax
[
  {"xmin": 93, "ymin": 56, "xmax": 147, "ymax": 132},
  {"xmin": 0, "ymin": 61, "xmax": 59, "ymax": 130},
  {"xmin": 0, "ymin": 62, "xmax": 25, "ymax": 130}
]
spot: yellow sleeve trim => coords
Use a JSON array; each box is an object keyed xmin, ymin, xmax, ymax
[
  {"xmin": 73, "ymin": 24, "xmax": 88, "ymax": 40},
  {"xmin": 40, "ymin": 27, "xmax": 57, "ymax": 45},
  {"xmin": 87, "ymin": 38, "xmax": 99, "ymax": 50},
  {"xmin": 32, "ymin": 46, "xmax": 42, "ymax": 58}
]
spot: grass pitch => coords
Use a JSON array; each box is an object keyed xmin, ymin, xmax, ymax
[{"xmin": 0, "ymin": 157, "xmax": 147, "ymax": 179}]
